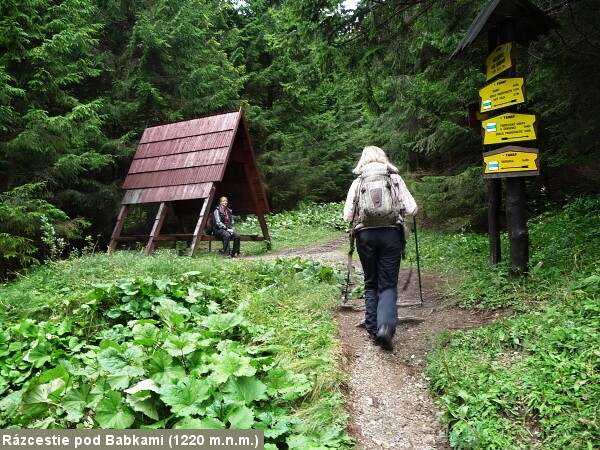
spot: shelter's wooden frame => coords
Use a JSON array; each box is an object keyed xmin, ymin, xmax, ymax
[
  {"xmin": 109, "ymin": 186, "xmax": 270, "ymax": 255},
  {"xmin": 108, "ymin": 109, "xmax": 270, "ymax": 255}
]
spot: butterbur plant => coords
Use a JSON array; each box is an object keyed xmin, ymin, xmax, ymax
[{"xmin": 0, "ymin": 275, "xmax": 314, "ymax": 445}]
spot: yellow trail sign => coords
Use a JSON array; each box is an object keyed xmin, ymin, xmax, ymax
[
  {"xmin": 483, "ymin": 146, "xmax": 539, "ymax": 178},
  {"xmin": 482, "ymin": 113, "xmax": 537, "ymax": 145},
  {"xmin": 479, "ymin": 78, "xmax": 526, "ymax": 113},
  {"xmin": 486, "ymin": 42, "xmax": 513, "ymax": 81}
]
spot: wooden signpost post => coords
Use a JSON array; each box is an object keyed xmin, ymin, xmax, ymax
[{"xmin": 483, "ymin": 35, "xmax": 536, "ymax": 274}]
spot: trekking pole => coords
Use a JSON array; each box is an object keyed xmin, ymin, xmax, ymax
[
  {"xmin": 343, "ymin": 231, "xmax": 355, "ymax": 304},
  {"xmin": 413, "ymin": 216, "xmax": 423, "ymax": 306}
]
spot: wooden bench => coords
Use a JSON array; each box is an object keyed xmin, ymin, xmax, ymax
[
  {"xmin": 109, "ymin": 196, "xmax": 271, "ymax": 256},
  {"xmin": 111, "ymin": 233, "xmax": 267, "ymax": 252}
]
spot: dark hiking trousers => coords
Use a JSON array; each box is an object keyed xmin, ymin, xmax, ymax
[
  {"xmin": 213, "ymin": 229, "xmax": 240, "ymax": 256},
  {"xmin": 356, "ymin": 227, "xmax": 404, "ymax": 336}
]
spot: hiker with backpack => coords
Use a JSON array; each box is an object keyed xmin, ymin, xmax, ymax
[{"xmin": 343, "ymin": 146, "xmax": 418, "ymax": 351}]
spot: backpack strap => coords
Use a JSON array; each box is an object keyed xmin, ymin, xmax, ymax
[{"xmin": 350, "ymin": 175, "xmax": 364, "ymax": 233}]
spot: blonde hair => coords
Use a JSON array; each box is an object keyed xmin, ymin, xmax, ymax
[{"xmin": 352, "ymin": 146, "xmax": 390, "ymax": 174}]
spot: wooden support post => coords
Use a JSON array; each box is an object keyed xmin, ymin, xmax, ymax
[
  {"xmin": 108, "ymin": 205, "xmax": 129, "ymax": 252},
  {"xmin": 257, "ymin": 214, "xmax": 270, "ymax": 244},
  {"xmin": 146, "ymin": 202, "xmax": 167, "ymax": 254},
  {"xmin": 189, "ymin": 186, "xmax": 216, "ymax": 256},
  {"xmin": 506, "ymin": 177, "xmax": 528, "ymax": 274},
  {"xmin": 243, "ymin": 164, "xmax": 271, "ymax": 242},
  {"xmin": 501, "ymin": 19, "xmax": 528, "ymax": 275},
  {"xmin": 488, "ymin": 178, "xmax": 502, "ymax": 265}
]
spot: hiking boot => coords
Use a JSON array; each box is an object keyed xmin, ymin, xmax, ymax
[
  {"xmin": 368, "ymin": 332, "xmax": 378, "ymax": 345},
  {"xmin": 375, "ymin": 325, "xmax": 394, "ymax": 351}
]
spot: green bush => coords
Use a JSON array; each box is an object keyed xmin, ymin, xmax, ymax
[{"xmin": 0, "ymin": 183, "xmax": 89, "ymax": 279}]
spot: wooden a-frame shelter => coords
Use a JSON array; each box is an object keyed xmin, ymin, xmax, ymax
[{"xmin": 109, "ymin": 108, "xmax": 271, "ymax": 255}]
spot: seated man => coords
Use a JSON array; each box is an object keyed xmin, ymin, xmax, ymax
[{"xmin": 212, "ymin": 196, "xmax": 241, "ymax": 258}]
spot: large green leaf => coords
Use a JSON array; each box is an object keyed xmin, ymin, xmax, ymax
[
  {"xmin": 37, "ymin": 365, "xmax": 70, "ymax": 385},
  {"xmin": 224, "ymin": 376, "xmax": 268, "ymax": 405},
  {"xmin": 184, "ymin": 285, "xmax": 206, "ymax": 304},
  {"xmin": 156, "ymin": 298, "xmax": 190, "ymax": 326},
  {"xmin": 154, "ymin": 277, "xmax": 177, "ymax": 292},
  {"xmin": 256, "ymin": 413, "xmax": 301, "ymax": 440},
  {"xmin": 227, "ymin": 404, "xmax": 254, "ymax": 429},
  {"xmin": 124, "ymin": 379, "xmax": 161, "ymax": 419},
  {"xmin": 159, "ymin": 377, "xmax": 213, "ymax": 417},
  {"xmin": 162, "ymin": 332, "xmax": 201, "ymax": 357},
  {"xmin": 267, "ymin": 368, "xmax": 312, "ymax": 400},
  {"xmin": 125, "ymin": 378, "xmax": 159, "ymax": 394},
  {"xmin": 0, "ymin": 390, "xmax": 23, "ymax": 418},
  {"xmin": 95, "ymin": 391, "xmax": 135, "ymax": 428},
  {"xmin": 174, "ymin": 416, "xmax": 225, "ymax": 429},
  {"xmin": 22, "ymin": 339, "xmax": 55, "ymax": 368},
  {"xmin": 62, "ymin": 384, "xmax": 104, "ymax": 422},
  {"xmin": 97, "ymin": 345, "xmax": 146, "ymax": 377},
  {"xmin": 200, "ymin": 312, "xmax": 247, "ymax": 334},
  {"xmin": 0, "ymin": 380, "xmax": 9, "ymax": 397},
  {"xmin": 125, "ymin": 391, "xmax": 159, "ymax": 421},
  {"xmin": 61, "ymin": 359, "xmax": 101, "ymax": 379},
  {"xmin": 21, "ymin": 378, "xmax": 66, "ymax": 418},
  {"xmin": 106, "ymin": 374, "xmax": 132, "ymax": 390},
  {"xmin": 286, "ymin": 434, "xmax": 325, "ymax": 449},
  {"xmin": 131, "ymin": 321, "xmax": 161, "ymax": 347},
  {"xmin": 148, "ymin": 350, "xmax": 186, "ymax": 385},
  {"xmin": 0, "ymin": 330, "xmax": 10, "ymax": 346},
  {"xmin": 116, "ymin": 280, "xmax": 140, "ymax": 296},
  {"xmin": 208, "ymin": 349, "xmax": 256, "ymax": 385}
]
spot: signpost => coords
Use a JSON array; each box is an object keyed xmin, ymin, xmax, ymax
[
  {"xmin": 482, "ymin": 113, "xmax": 537, "ymax": 145},
  {"xmin": 485, "ymin": 42, "xmax": 513, "ymax": 80},
  {"xmin": 479, "ymin": 77, "xmax": 526, "ymax": 112},
  {"xmin": 451, "ymin": 0, "xmax": 558, "ymax": 274},
  {"xmin": 483, "ymin": 146, "xmax": 539, "ymax": 178}
]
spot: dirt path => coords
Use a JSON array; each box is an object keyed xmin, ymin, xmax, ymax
[{"xmin": 247, "ymin": 236, "xmax": 500, "ymax": 449}]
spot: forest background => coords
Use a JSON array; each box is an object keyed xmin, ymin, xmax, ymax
[{"xmin": 1, "ymin": 0, "xmax": 599, "ymax": 277}]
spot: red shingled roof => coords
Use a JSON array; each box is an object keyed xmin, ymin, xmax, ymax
[{"xmin": 120, "ymin": 109, "xmax": 269, "ymax": 216}]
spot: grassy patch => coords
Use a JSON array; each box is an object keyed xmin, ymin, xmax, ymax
[
  {"xmin": 3, "ymin": 196, "xmax": 597, "ymax": 448},
  {"xmin": 0, "ymin": 204, "xmax": 352, "ymax": 447},
  {"xmin": 427, "ymin": 279, "xmax": 600, "ymax": 449},
  {"xmin": 425, "ymin": 196, "xmax": 600, "ymax": 449}
]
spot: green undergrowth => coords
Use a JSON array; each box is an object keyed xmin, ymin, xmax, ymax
[
  {"xmin": 427, "ymin": 277, "xmax": 599, "ymax": 449},
  {"xmin": 424, "ymin": 196, "xmax": 600, "ymax": 449},
  {"xmin": 3, "ymin": 197, "xmax": 598, "ymax": 448},
  {"xmin": 0, "ymin": 202, "xmax": 348, "ymax": 327},
  {"xmin": 0, "ymin": 203, "xmax": 352, "ymax": 448},
  {"xmin": 418, "ymin": 196, "xmax": 599, "ymax": 311}
]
